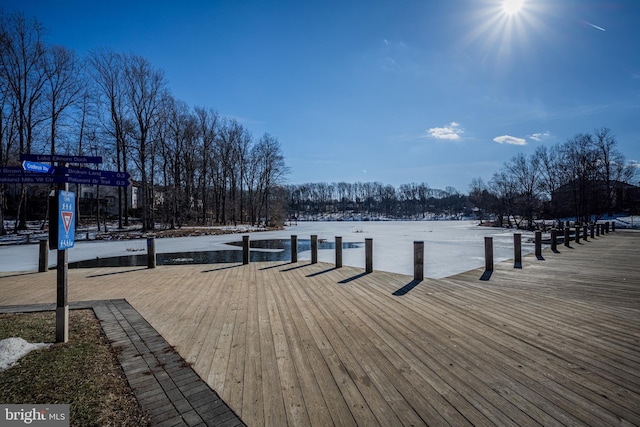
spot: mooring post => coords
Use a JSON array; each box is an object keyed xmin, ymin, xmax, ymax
[
  {"xmin": 414, "ymin": 241, "xmax": 424, "ymax": 281},
  {"xmin": 485, "ymin": 237, "xmax": 494, "ymax": 272},
  {"xmin": 606, "ymin": 222, "xmax": 610, "ymax": 233},
  {"xmin": 38, "ymin": 239, "xmax": 49, "ymax": 272},
  {"xmin": 311, "ymin": 235, "xmax": 318, "ymax": 264},
  {"xmin": 583, "ymin": 225, "xmax": 588, "ymax": 242},
  {"xmin": 365, "ymin": 238, "xmax": 373, "ymax": 273},
  {"xmin": 291, "ymin": 235, "xmax": 298, "ymax": 263},
  {"xmin": 612, "ymin": 221, "xmax": 616, "ymax": 232},
  {"xmin": 590, "ymin": 223, "xmax": 595, "ymax": 239},
  {"xmin": 564, "ymin": 227, "xmax": 571, "ymax": 247},
  {"xmin": 514, "ymin": 233, "xmax": 522, "ymax": 268},
  {"xmin": 335, "ymin": 236, "xmax": 343, "ymax": 268},
  {"xmin": 596, "ymin": 223, "xmax": 600, "ymax": 236},
  {"xmin": 575, "ymin": 226, "xmax": 581, "ymax": 244},
  {"xmin": 147, "ymin": 237, "xmax": 156, "ymax": 268},
  {"xmin": 242, "ymin": 235, "xmax": 250, "ymax": 265},
  {"xmin": 535, "ymin": 231, "xmax": 542, "ymax": 259},
  {"xmin": 550, "ymin": 229, "xmax": 557, "ymax": 252}
]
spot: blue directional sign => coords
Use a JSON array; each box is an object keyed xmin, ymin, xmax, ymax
[
  {"xmin": 0, "ymin": 166, "xmax": 24, "ymax": 174},
  {"xmin": 63, "ymin": 167, "xmax": 130, "ymax": 181},
  {"xmin": 20, "ymin": 154, "xmax": 103, "ymax": 164},
  {"xmin": 57, "ymin": 190, "xmax": 75, "ymax": 250},
  {"xmin": 0, "ymin": 174, "xmax": 57, "ymax": 184},
  {"xmin": 22, "ymin": 160, "xmax": 54, "ymax": 174}
]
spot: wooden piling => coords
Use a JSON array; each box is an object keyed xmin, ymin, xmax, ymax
[
  {"xmin": 564, "ymin": 227, "xmax": 571, "ymax": 247},
  {"xmin": 147, "ymin": 237, "xmax": 156, "ymax": 268},
  {"xmin": 575, "ymin": 226, "xmax": 581, "ymax": 244},
  {"xmin": 38, "ymin": 240, "xmax": 49, "ymax": 272},
  {"xmin": 484, "ymin": 237, "xmax": 494, "ymax": 272},
  {"xmin": 414, "ymin": 241, "xmax": 424, "ymax": 281},
  {"xmin": 291, "ymin": 235, "xmax": 298, "ymax": 263},
  {"xmin": 365, "ymin": 238, "xmax": 373, "ymax": 273},
  {"xmin": 590, "ymin": 224, "xmax": 595, "ymax": 239},
  {"xmin": 583, "ymin": 225, "xmax": 588, "ymax": 242},
  {"xmin": 335, "ymin": 236, "xmax": 343, "ymax": 268},
  {"xmin": 535, "ymin": 231, "xmax": 542, "ymax": 259},
  {"xmin": 550, "ymin": 229, "xmax": 557, "ymax": 252},
  {"xmin": 514, "ymin": 233, "xmax": 522, "ymax": 268},
  {"xmin": 311, "ymin": 235, "xmax": 318, "ymax": 264},
  {"xmin": 242, "ymin": 235, "xmax": 250, "ymax": 265}
]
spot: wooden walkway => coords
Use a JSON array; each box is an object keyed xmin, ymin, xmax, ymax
[{"xmin": 1, "ymin": 230, "xmax": 639, "ymax": 426}]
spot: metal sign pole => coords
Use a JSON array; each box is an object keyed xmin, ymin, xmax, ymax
[{"xmin": 56, "ymin": 163, "xmax": 69, "ymax": 343}]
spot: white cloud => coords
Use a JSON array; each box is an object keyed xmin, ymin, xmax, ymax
[
  {"xmin": 528, "ymin": 131, "xmax": 550, "ymax": 141},
  {"xmin": 427, "ymin": 122, "xmax": 464, "ymax": 140},
  {"xmin": 493, "ymin": 135, "xmax": 527, "ymax": 145}
]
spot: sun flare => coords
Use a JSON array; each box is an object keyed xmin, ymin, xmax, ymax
[{"xmin": 502, "ymin": 0, "xmax": 524, "ymax": 15}]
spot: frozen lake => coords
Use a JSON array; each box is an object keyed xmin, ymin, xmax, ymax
[{"xmin": 0, "ymin": 221, "xmax": 539, "ymax": 278}]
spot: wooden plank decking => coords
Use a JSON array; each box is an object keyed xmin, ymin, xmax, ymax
[{"xmin": 1, "ymin": 230, "xmax": 639, "ymax": 426}]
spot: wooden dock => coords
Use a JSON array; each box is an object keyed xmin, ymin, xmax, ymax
[{"xmin": 1, "ymin": 230, "xmax": 639, "ymax": 426}]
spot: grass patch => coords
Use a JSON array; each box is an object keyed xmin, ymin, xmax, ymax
[{"xmin": 0, "ymin": 310, "xmax": 150, "ymax": 426}]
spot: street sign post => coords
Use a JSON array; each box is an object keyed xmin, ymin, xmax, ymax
[{"xmin": 1, "ymin": 153, "xmax": 134, "ymax": 344}]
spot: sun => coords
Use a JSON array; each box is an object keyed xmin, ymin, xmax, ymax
[{"xmin": 502, "ymin": 0, "xmax": 524, "ymax": 15}]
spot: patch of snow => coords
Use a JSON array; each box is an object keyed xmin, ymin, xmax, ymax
[{"xmin": 0, "ymin": 337, "xmax": 51, "ymax": 372}]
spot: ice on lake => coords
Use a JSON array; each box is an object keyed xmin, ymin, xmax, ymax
[{"xmin": 0, "ymin": 221, "xmax": 539, "ymax": 278}]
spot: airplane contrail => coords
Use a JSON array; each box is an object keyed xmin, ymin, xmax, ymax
[{"xmin": 585, "ymin": 21, "xmax": 606, "ymax": 31}]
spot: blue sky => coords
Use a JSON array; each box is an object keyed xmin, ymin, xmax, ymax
[{"xmin": 5, "ymin": 0, "xmax": 640, "ymax": 191}]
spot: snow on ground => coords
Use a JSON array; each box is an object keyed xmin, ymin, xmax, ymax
[
  {"xmin": 0, "ymin": 337, "xmax": 50, "ymax": 372},
  {"xmin": 0, "ymin": 221, "xmax": 542, "ymax": 278}
]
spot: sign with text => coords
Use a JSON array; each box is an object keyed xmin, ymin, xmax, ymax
[
  {"xmin": 20, "ymin": 153, "xmax": 103, "ymax": 164},
  {"xmin": 57, "ymin": 190, "xmax": 75, "ymax": 250},
  {"xmin": 22, "ymin": 160, "xmax": 55, "ymax": 174},
  {"xmin": 49, "ymin": 190, "xmax": 75, "ymax": 250}
]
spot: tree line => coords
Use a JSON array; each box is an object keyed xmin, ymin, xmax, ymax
[
  {"xmin": 285, "ymin": 129, "xmax": 638, "ymax": 226},
  {"xmin": 0, "ymin": 10, "xmax": 288, "ymax": 235},
  {"xmin": 285, "ymin": 182, "xmax": 470, "ymax": 219},
  {"xmin": 470, "ymin": 128, "xmax": 638, "ymax": 228}
]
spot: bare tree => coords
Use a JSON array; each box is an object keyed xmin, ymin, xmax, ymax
[
  {"xmin": 123, "ymin": 53, "xmax": 167, "ymax": 231},
  {"xmin": 0, "ymin": 11, "xmax": 48, "ymax": 229},
  {"xmin": 87, "ymin": 49, "xmax": 131, "ymax": 228},
  {"xmin": 42, "ymin": 45, "xmax": 82, "ymax": 154}
]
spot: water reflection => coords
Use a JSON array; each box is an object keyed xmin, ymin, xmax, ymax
[{"xmin": 68, "ymin": 239, "xmax": 362, "ymax": 268}]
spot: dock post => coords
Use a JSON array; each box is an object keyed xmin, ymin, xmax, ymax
[
  {"xmin": 335, "ymin": 236, "xmax": 343, "ymax": 268},
  {"xmin": 535, "ymin": 231, "xmax": 542, "ymax": 259},
  {"xmin": 147, "ymin": 237, "xmax": 156, "ymax": 268},
  {"xmin": 596, "ymin": 223, "xmax": 600, "ymax": 237},
  {"xmin": 583, "ymin": 225, "xmax": 588, "ymax": 242},
  {"xmin": 550, "ymin": 229, "xmax": 557, "ymax": 252},
  {"xmin": 365, "ymin": 238, "xmax": 373, "ymax": 273},
  {"xmin": 311, "ymin": 235, "xmax": 318, "ymax": 264},
  {"xmin": 606, "ymin": 222, "xmax": 610, "ymax": 233},
  {"xmin": 612, "ymin": 221, "xmax": 616, "ymax": 232},
  {"xmin": 38, "ymin": 239, "xmax": 49, "ymax": 272},
  {"xmin": 242, "ymin": 235, "xmax": 250, "ymax": 264},
  {"xmin": 291, "ymin": 235, "xmax": 298, "ymax": 262},
  {"xmin": 564, "ymin": 227, "xmax": 571, "ymax": 247},
  {"xmin": 414, "ymin": 241, "xmax": 424, "ymax": 281},
  {"xmin": 514, "ymin": 233, "xmax": 522, "ymax": 268},
  {"xmin": 484, "ymin": 237, "xmax": 494, "ymax": 272},
  {"xmin": 590, "ymin": 224, "xmax": 595, "ymax": 239},
  {"xmin": 575, "ymin": 226, "xmax": 581, "ymax": 244}
]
